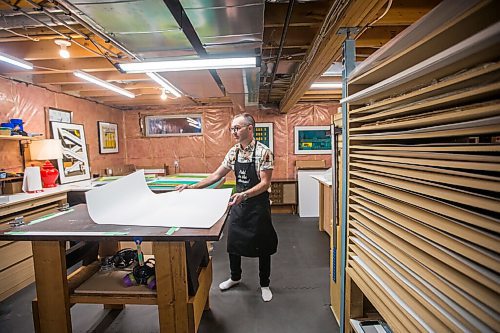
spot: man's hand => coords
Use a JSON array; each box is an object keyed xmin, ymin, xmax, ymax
[
  {"xmin": 176, "ymin": 184, "xmax": 191, "ymax": 192},
  {"xmin": 229, "ymin": 192, "xmax": 246, "ymax": 206}
]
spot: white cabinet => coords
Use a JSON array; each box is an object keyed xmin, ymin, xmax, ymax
[{"xmin": 297, "ymin": 169, "xmax": 326, "ymax": 217}]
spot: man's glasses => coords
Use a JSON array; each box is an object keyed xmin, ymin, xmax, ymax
[{"xmin": 229, "ymin": 125, "xmax": 249, "ymax": 132}]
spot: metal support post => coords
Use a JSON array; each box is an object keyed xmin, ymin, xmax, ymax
[{"xmin": 339, "ymin": 38, "xmax": 355, "ymax": 333}]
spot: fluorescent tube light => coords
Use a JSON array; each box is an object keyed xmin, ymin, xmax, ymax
[
  {"xmin": 0, "ymin": 51, "xmax": 33, "ymax": 70},
  {"xmin": 120, "ymin": 57, "xmax": 257, "ymax": 73},
  {"xmin": 310, "ymin": 82, "xmax": 342, "ymax": 89},
  {"xmin": 186, "ymin": 117, "xmax": 199, "ymax": 125},
  {"xmin": 146, "ymin": 72, "xmax": 182, "ymax": 98},
  {"xmin": 74, "ymin": 71, "xmax": 135, "ymax": 98}
]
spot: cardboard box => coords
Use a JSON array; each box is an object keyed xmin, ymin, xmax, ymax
[
  {"xmin": 295, "ymin": 160, "xmax": 326, "ymax": 169},
  {"xmin": 3, "ymin": 181, "xmax": 23, "ymax": 194}
]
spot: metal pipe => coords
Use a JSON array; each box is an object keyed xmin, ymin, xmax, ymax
[{"xmin": 266, "ymin": 0, "xmax": 295, "ymax": 102}]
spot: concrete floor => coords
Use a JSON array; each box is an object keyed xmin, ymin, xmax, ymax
[{"xmin": 0, "ymin": 214, "xmax": 338, "ymax": 333}]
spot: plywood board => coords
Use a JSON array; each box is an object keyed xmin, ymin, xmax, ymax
[
  {"xmin": 351, "ymin": 162, "xmax": 499, "ymax": 191},
  {"xmin": 352, "ymin": 246, "xmax": 455, "ymax": 331},
  {"xmin": 350, "ymin": 62, "xmax": 500, "ymax": 115},
  {"xmin": 74, "ymin": 269, "xmax": 156, "ymax": 295},
  {"xmin": 350, "ymin": 124, "xmax": 499, "ymax": 141},
  {"xmin": 349, "ymin": 215, "xmax": 498, "ymax": 310},
  {"xmin": 351, "ymin": 233, "xmax": 487, "ymax": 332},
  {"xmin": 351, "ymin": 144, "xmax": 500, "ymax": 152},
  {"xmin": 351, "ymin": 101, "xmax": 500, "ymax": 132},
  {"xmin": 353, "ymin": 150, "xmax": 500, "ymax": 163},
  {"xmin": 351, "ymin": 188, "xmax": 500, "ymax": 260},
  {"xmin": 350, "ymin": 171, "xmax": 500, "ymax": 213},
  {"xmin": 0, "ymin": 241, "xmax": 32, "ymax": 271},
  {"xmin": 349, "ymin": 178, "xmax": 498, "ymax": 233},
  {"xmin": 349, "ymin": 224, "xmax": 499, "ymax": 330},
  {"xmin": 350, "ymin": 206, "xmax": 500, "ymax": 293},
  {"xmin": 351, "ymin": 82, "xmax": 500, "ymax": 123},
  {"xmin": 354, "ymin": 159, "xmax": 499, "ymax": 181},
  {"xmin": 350, "ymin": 194, "xmax": 500, "ymax": 268}
]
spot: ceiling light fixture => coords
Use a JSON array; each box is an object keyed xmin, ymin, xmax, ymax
[
  {"xmin": 0, "ymin": 51, "xmax": 33, "ymax": 70},
  {"xmin": 310, "ymin": 82, "xmax": 343, "ymax": 89},
  {"xmin": 160, "ymin": 88, "xmax": 167, "ymax": 101},
  {"xmin": 74, "ymin": 71, "xmax": 135, "ymax": 98},
  {"xmin": 147, "ymin": 72, "xmax": 182, "ymax": 98},
  {"xmin": 55, "ymin": 39, "xmax": 71, "ymax": 59},
  {"xmin": 119, "ymin": 57, "xmax": 258, "ymax": 73}
]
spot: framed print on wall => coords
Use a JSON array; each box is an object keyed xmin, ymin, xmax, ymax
[
  {"xmin": 144, "ymin": 114, "xmax": 202, "ymax": 137},
  {"xmin": 47, "ymin": 107, "xmax": 73, "ymax": 123},
  {"xmin": 98, "ymin": 121, "xmax": 119, "ymax": 154},
  {"xmin": 294, "ymin": 125, "xmax": 332, "ymax": 155},
  {"xmin": 254, "ymin": 122, "xmax": 274, "ymax": 153},
  {"xmin": 51, "ymin": 121, "xmax": 91, "ymax": 184}
]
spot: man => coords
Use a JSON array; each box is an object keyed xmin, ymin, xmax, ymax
[{"xmin": 177, "ymin": 113, "xmax": 278, "ymax": 302}]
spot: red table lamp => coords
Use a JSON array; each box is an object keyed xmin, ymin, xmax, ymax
[{"xmin": 30, "ymin": 139, "xmax": 63, "ymax": 188}]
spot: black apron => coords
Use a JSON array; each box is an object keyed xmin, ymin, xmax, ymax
[{"xmin": 227, "ymin": 148, "xmax": 278, "ymax": 257}]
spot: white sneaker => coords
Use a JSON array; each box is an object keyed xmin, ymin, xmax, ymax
[
  {"xmin": 219, "ymin": 278, "xmax": 240, "ymax": 291},
  {"xmin": 261, "ymin": 287, "xmax": 273, "ymax": 302}
]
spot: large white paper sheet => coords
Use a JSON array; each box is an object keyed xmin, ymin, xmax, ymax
[{"xmin": 85, "ymin": 170, "xmax": 232, "ymax": 228}]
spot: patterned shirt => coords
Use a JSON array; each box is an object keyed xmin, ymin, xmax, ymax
[{"xmin": 222, "ymin": 139, "xmax": 274, "ymax": 178}]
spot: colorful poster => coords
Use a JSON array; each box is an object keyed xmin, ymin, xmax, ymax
[
  {"xmin": 294, "ymin": 126, "xmax": 332, "ymax": 154},
  {"xmin": 254, "ymin": 122, "xmax": 273, "ymax": 152}
]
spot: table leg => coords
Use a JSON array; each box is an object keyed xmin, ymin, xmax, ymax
[
  {"xmin": 32, "ymin": 241, "xmax": 71, "ymax": 333},
  {"xmin": 154, "ymin": 241, "xmax": 189, "ymax": 333}
]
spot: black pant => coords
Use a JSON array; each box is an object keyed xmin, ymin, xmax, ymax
[{"xmin": 229, "ymin": 253, "xmax": 271, "ymax": 287}]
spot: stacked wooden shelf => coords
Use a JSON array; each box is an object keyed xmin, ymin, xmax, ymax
[
  {"xmin": 343, "ymin": 1, "xmax": 500, "ymax": 332},
  {"xmin": 270, "ymin": 179, "xmax": 297, "ymax": 214},
  {"xmin": 0, "ymin": 192, "xmax": 68, "ymax": 301}
]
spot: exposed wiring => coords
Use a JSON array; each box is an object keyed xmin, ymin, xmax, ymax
[
  {"xmin": 355, "ymin": 0, "xmax": 393, "ymax": 40},
  {"xmin": 368, "ymin": 0, "xmax": 393, "ymax": 27},
  {"xmin": 0, "ymin": 28, "xmax": 39, "ymax": 41}
]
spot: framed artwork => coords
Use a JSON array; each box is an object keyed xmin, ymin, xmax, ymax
[
  {"xmin": 254, "ymin": 122, "xmax": 273, "ymax": 152},
  {"xmin": 47, "ymin": 107, "xmax": 73, "ymax": 123},
  {"xmin": 144, "ymin": 114, "xmax": 202, "ymax": 137},
  {"xmin": 51, "ymin": 122, "xmax": 91, "ymax": 184},
  {"xmin": 294, "ymin": 125, "xmax": 332, "ymax": 155},
  {"xmin": 98, "ymin": 121, "xmax": 119, "ymax": 154}
]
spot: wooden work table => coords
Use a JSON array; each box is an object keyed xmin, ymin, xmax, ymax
[{"xmin": 0, "ymin": 204, "xmax": 228, "ymax": 333}]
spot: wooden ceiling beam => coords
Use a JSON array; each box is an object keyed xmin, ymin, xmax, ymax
[
  {"xmin": 373, "ymin": 0, "xmax": 441, "ymax": 26},
  {"xmin": 263, "ymin": 44, "xmax": 309, "ymax": 50},
  {"xmin": 279, "ymin": 0, "xmax": 390, "ymax": 113},
  {"xmin": 78, "ymin": 87, "xmax": 161, "ymax": 97},
  {"xmin": 96, "ymin": 95, "xmax": 168, "ymax": 102},
  {"xmin": 58, "ymin": 81, "xmax": 158, "ymax": 92},
  {"xmin": 264, "ymin": 2, "xmax": 331, "ymax": 28},
  {"xmin": 299, "ymin": 96, "xmax": 341, "ymax": 101},
  {"xmin": 0, "ymin": 37, "xmax": 120, "ymax": 60},
  {"xmin": 355, "ymin": 26, "xmax": 407, "ymax": 48},
  {"xmin": 265, "ymin": 22, "xmax": 321, "ymax": 29},
  {"xmin": 304, "ymin": 89, "xmax": 342, "ymax": 95},
  {"xmin": 32, "ymin": 72, "xmax": 148, "ymax": 84}
]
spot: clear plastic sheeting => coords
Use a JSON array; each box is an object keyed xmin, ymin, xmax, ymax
[
  {"xmin": 0, "ymin": 77, "xmax": 126, "ymax": 174},
  {"xmin": 125, "ymin": 103, "xmax": 339, "ymax": 179}
]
